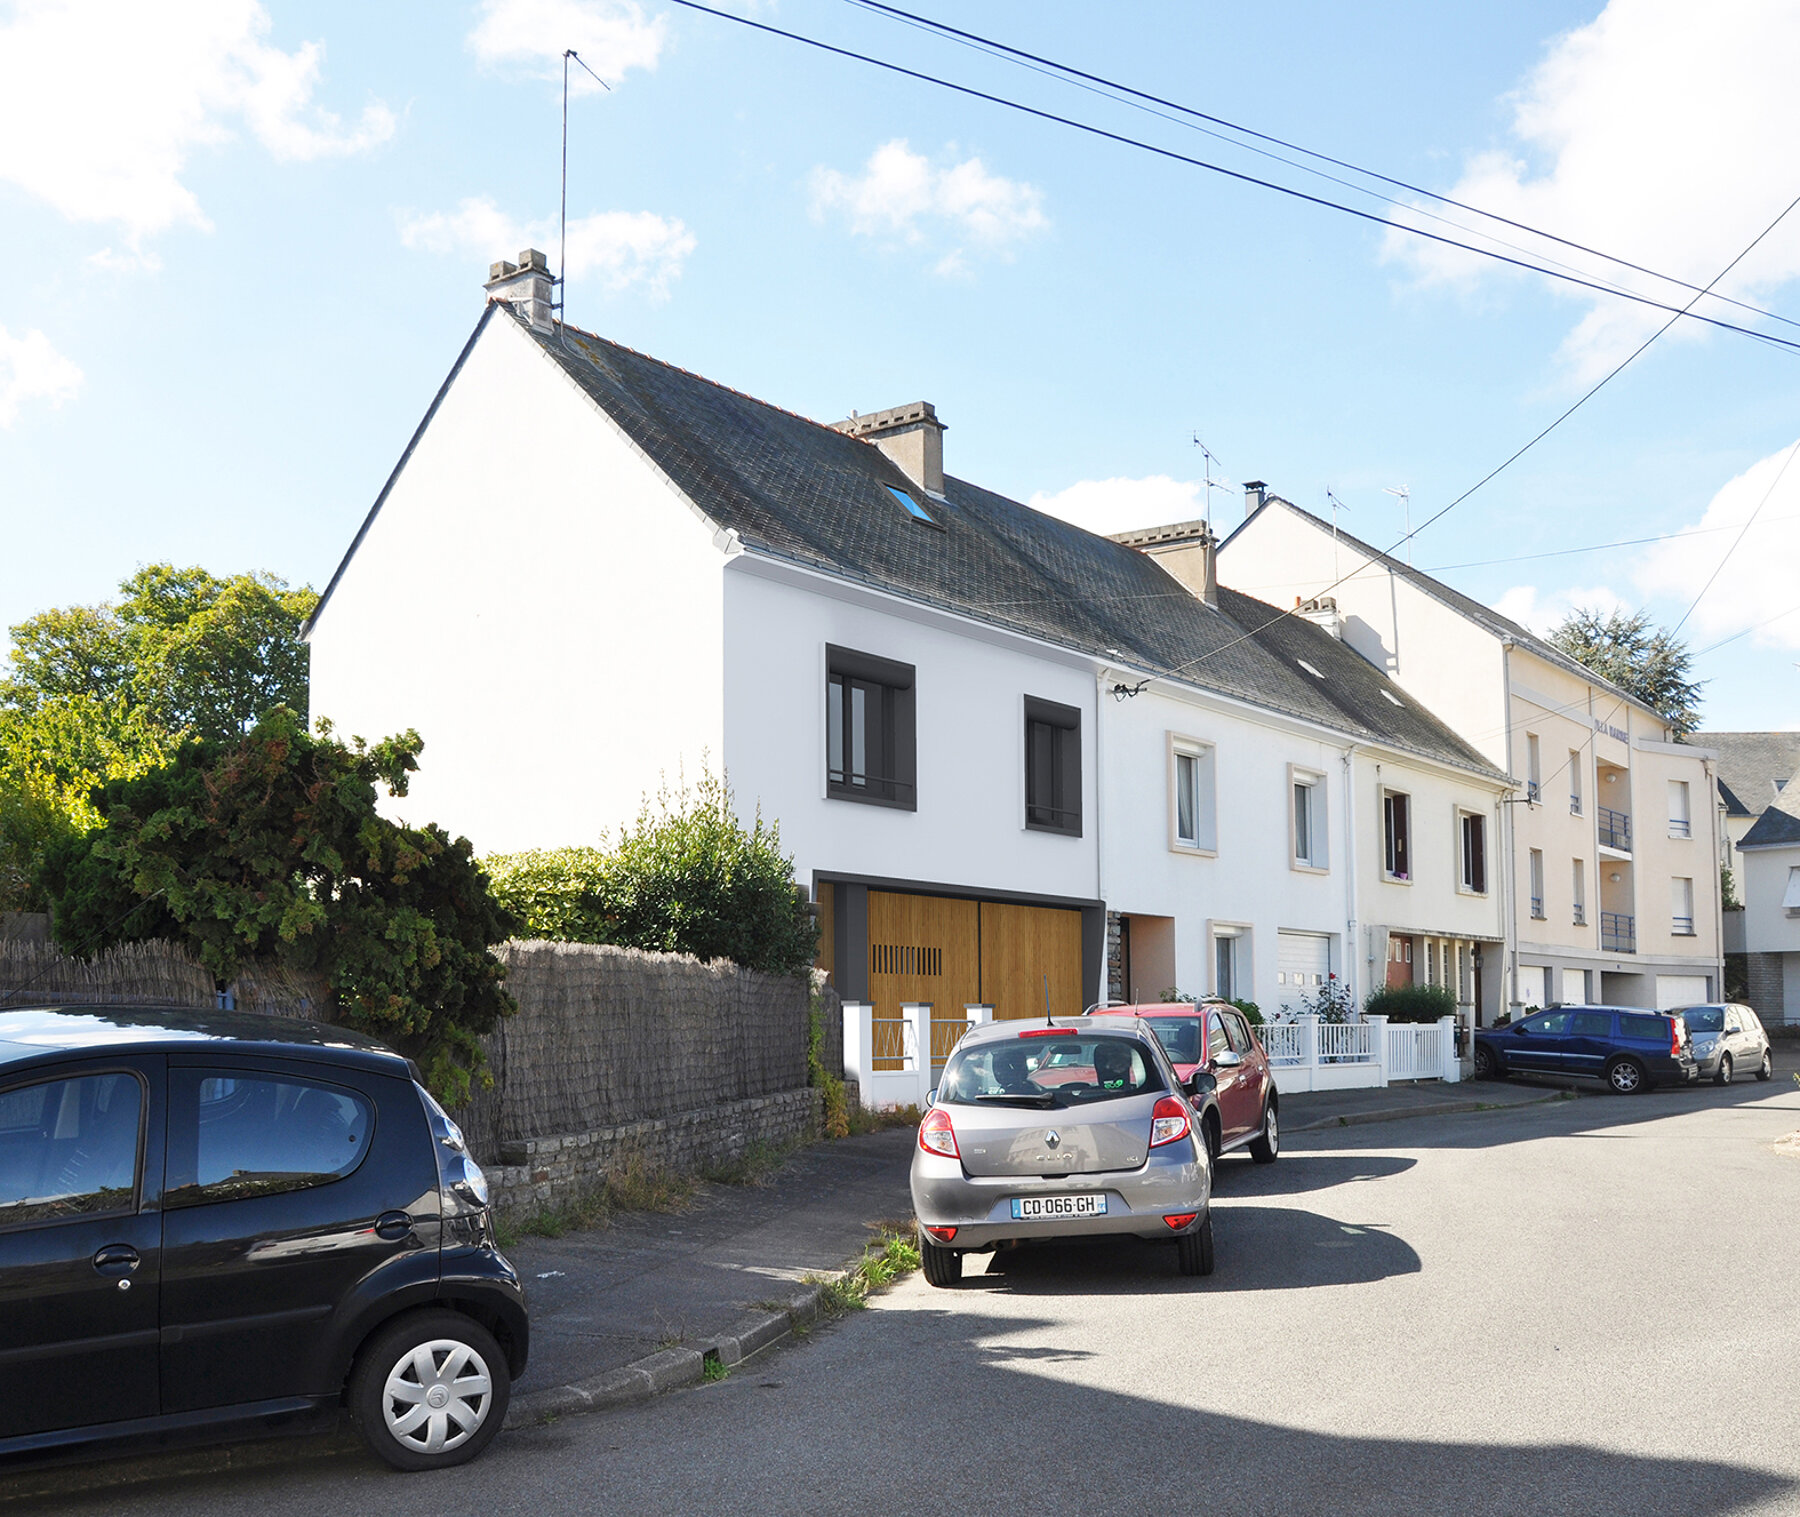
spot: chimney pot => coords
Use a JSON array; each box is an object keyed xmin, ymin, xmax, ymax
[{"xmin": 1243, "ymin": 480, "xmax": 1268, "ymax": 517}]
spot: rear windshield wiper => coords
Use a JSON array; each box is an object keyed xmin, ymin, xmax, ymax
[{"xmin": 971, "ymin": 1092, "xmax": 1056, "ymax": 1107}]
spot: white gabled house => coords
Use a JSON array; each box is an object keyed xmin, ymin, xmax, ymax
[
  {"xmin": 1219, "ymin": 490, "xmax": 1725, "ymax": 1015},
  {"xmin": 306, "ymin": 253, "xmax": 1507, "ymax": 1081}
]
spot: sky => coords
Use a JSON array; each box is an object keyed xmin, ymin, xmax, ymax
[{"xmin": 3, "ymin": 0, "xmax": 1799, "ymax": 731}]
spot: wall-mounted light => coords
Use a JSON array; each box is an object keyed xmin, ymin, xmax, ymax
[{"xmin": 1609, "ymin": 871, "xmax": 1622, "ymax": 883}]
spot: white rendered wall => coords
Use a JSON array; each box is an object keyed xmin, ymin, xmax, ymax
[
  {"xmin": 1097, "ymin": 683, "xmax": 1352, "ymax": 1009},
  {"xmin": 721, "ymin": 561, "xmax": 1099, "ymax": 903},
  {"xmin": 307, "ymin": 315, "xmax": 727, "ymax": 854},
  {"xmin": 1742, "ymin": 845, "xmax": 1800, "ymax": 955}
]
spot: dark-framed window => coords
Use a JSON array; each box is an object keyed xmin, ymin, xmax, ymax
[
  {"xmin": 1383, "ymin": 790, "xmax": 1411, "ymax": 880},
  {"xmin": 1024, "ymin": 696, "xmax": 1082, "ymax": 836},
  {"xmin": 826, "ymin": 645, "xmax": 916, "ymax": 810},
  {"xmin": 1460, "ymin": 811, "xmax": 1487, "ymax": 894}
]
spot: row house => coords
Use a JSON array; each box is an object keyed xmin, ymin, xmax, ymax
[
  {"xmin": 304, "ymin": 253, "xmax": 1507, "ymax": 1044},
  {"xmin": 1701, "ymin": 732, "xmax": 1800, "ymax": 1021},
  {"xmin": 1220, "ymin": 494, "xmax": 1725, "ymax": 1015}
]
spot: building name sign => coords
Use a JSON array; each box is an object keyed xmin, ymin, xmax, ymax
[{"xmin": 1593, "ymin": 719, "xmax": 1629, "ymax": 744}]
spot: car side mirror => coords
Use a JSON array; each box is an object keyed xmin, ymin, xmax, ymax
[
  {"xmin": 1512, "ymin": 1025, "xmax": 1529, "ymax": 1036},
  {"xmin": 1187, "ymin": 1071, "xmax": 1217, "ymax": 1098},
  {"xmin": 926, "ymin": 1087, "xmax": 937, "ymax": 1109},
  {"xmin": 1212, "ymin": 1049, "xmax": 1244, "ymax": 1069}
]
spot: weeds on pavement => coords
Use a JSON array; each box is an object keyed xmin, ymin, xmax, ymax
[
  {"xmin": 493, "ymin": 1147, "xmax": 697, "ymax": 1249},
  {"xmin": 847, "ymin": 1103, "xmax": 921, "ymax": 1136},
  {"xmin": 700, "ymin": 1138, "xmax": 796, "ymax": 1187},
  {"xmin": 804, "ymin": 1220, "xmax": 921, "ymax": 1313}
]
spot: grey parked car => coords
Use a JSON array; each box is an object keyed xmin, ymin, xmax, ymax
[
  {"xmin": 910, "ymin": 1017, "xmax": 1216, "ymax": 1285},
  {"xmin": 1677, "ymin": 1003, "xmax": 1773, "ymax": 1085}
]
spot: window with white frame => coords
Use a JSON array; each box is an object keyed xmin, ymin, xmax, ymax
[
  {"xmin": 1672, "ymin": 876, "xmax": 1695, "ymax": 935},
  {"xmin": 1459, "ymin": 810, "xmax": 1488, "ymax": 894},
  {"xmin": 1213, "ymin": 926, "xmax": 1245, "ymax": 1000},
  {"xmin": 1569, "ymin": 752, "xmax": 1583, "ymax": 815},
  {"xmin": 1784, "ymin": 866, "xmax": 1800, "ymax": 918},
  {"xmin": 1292, "ymin": 768, "xmax": 1327, "ymax": 870},
  {"xmin": 1667, "ymin": 779, "xmax": 1691, "ymax": 839},
  {"xmin": 1529, "ymin": 849, "xmax": 1545, "ymax": 918},
  {"xmin": 1171, "ymin": 737, "xmax": 1217, "ymax": 853},
  {"xmin": 1572, "ymin": 858, "xmax": 1586, "ymax": 926},
  {"xmin": 1526, "ymin": 733, "xmax": 1542, "ymax": 804},
  {"xmin": 1382, "ymin": 789, "xmax": 1411, "ymax": 880}
]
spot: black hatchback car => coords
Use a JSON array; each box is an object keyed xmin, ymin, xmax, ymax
[
  {"xmin": 0, "ymin": 1005, "xmax": 527, "ymax": 1471},
  {"xmin": 1472, "ymin": 1005, "xmax": 1697, "ymax": 1093}
]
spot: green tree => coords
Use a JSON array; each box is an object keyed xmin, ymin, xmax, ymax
[
  {"xmin": 485, "ymin": 769, "xmax": 818, "ymax": 977},
  {"xmin": 3, "ymin": 564, "xmax": 317, "ymax": 745},
  {"xmin": 38, "ymin": 709, "xmax": 515, "ymax": 1103},
  {"xmin": 1546, "ymin": 608, "xmax": 1704, "ymax": 736}
]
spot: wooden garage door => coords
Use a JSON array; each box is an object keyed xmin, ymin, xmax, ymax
[
  {"xmin": 980, "ymin": 901, "xmax": 1084, "ymax": 1021},
  {"xmin": 868, "ymin": 892, "xmax": 981, "ymax": 1067}
]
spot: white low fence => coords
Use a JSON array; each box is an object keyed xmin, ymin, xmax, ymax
[
  {"xmin": 843, "ymin": 1006, "xmax": 1460, "ymax": 1108},
  {"xmin": 1254, "ymin": 1014, "xmax": 1460, "ymax": 1092}
]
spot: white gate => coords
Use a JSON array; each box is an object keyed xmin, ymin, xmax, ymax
[{"xmin": 1385, "ymin": 1018, "xmax": 1459, "ymax": 1083}]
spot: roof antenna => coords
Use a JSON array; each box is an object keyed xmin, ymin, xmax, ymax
[
  {"xmin": 559, "ymin": 48, "xmax": 611, "ymax": 334},
  {"xmin": 1191, "ymin": 434, "xmax": 1232, "ymax": 530},
  {"xmin": 1325, "ymin": 489, "xmax": 1350, "ymax": 582},
  {"xmin": 1384, "ymin": 485, "xmax": 1412, "ymax": 565}
]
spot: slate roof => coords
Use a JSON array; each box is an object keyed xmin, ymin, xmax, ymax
[
  {"xmin": 495, "ymin": 311, "xmax": 1500, "ymax": 779},
  {"xmin": 1739, "ymin": 762, "xmax": 1800, "ymax": 848},
  {"xmin": 1227, "ymin": 497, "xmax": 1666, "ymax": 726},
  {"xmin": 1693, "ymin": 731, "xmax": 1800, "ymax": 819}
]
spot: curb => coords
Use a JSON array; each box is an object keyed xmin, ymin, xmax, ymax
[
  {"xmin": 1287, "ymin": 1086, "xmax": 1578, "ymax": 1133},
  {"xmin": 503, "ymin": 1279, "xmax": 831, "ymax": 1430}
]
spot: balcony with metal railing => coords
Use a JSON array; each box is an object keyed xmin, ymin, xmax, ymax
[
  {"xmin": 1530, "ymin": 896, "xmax": 1546, "ymax": 920},
  {"xmin": 1598, "ymin": 806, "xmax": 1632, "ymax": 852},
  {"xmin": 1573, "ymin": 904, "xmax": 1587, "ymax": 927},
  {"xmin": 1672, "ymin": 915, "xmax": 1696, "ymax": 937},
  {"xmin": 1601, "ymin": 911, "xmax": 1636, "ymax": 953}
]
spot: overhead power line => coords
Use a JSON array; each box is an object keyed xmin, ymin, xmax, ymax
[
  {"xmin": 843, "ymin": 0, "xmax": 1800, "ymax": 339},
  {"xmin": 665, "ymin": 0, "xmax": 1800, "ymax": 357}
]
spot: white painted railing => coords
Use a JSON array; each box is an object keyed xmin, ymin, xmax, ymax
[
  {"xmin": 1317, "ymin": 1020, "xmax": 1377, "ymax": 1063},
  {"xmin": 1258, "ymin": 1021, "xmax": 1304, "ymax": 1065},
  {"xmin": 1385, "ymin": 1017, "xmax": 1460, "ymax": 1083},
  {"xmin": 843, "ymin": 1002, "xmax": 992, "ymax": 1111}
]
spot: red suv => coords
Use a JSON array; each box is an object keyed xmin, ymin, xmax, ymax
[{"xmin": 1093, "ymin": 1003, "xmax": 1279, "ymax": 1166}]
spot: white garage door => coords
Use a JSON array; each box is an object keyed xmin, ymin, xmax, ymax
[
  {"xmin": 1275, "ymin": 931, "xmax": 1332, "ymax": 1015},
  {"xmin": 1656, "ymin": 975, "xmax": 1710, "ymax": 1010}
]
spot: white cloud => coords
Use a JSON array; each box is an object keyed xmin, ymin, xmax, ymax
[
  {"xmin": 810, "ymin": 139, "xmax": 1047, "ymax": 272},
  {"xmin": 399, "ymin": 196, "xmax": 696, "ymax": 300},
  {"xmin": 1491, "ymin": 582, "xmax": 1630, "ymax": 636},
  {"xmin": 1382, "ymin": 0, "xmax": 1800, "ymax": 379},
  {"xmin": 1633, "ymin": 439, "xmax": 1800, "ymax": 648},
  {"xmin": 467, "ymin": 0, "xmax": 664, "ymax": 94},
  {"xmin": 1028, "ymin": 476, "xmax": 1205, "ymax": 538},
  {"xmin": 0, "ymin": 0, "xmax": 393, "ymax": 248},
  {"xmin": 0, "ymin": 326, "xmax": 82, "ymax": 428}
]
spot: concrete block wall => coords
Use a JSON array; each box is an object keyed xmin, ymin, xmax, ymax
[{"xmin": 1747, "ymin": 952, "xmax": 1786, "ymax": 1025}]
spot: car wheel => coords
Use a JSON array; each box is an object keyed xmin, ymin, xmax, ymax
[
  {"xmin": 1202, "ymin": 1113, "xmax": 1222, "ymax": 1166},
  {"xmin": 1472, "ymin": 1045, "xmax": 1499, "ymax": 1080},
  {"xmin": 1606, "ymin": 1057, "xmax": 1646, "ymax": 1095},
  {"xmin": 1757, "ymin": 1050, "xmax": 1774, "ymax": 1082},
  {"xmin": 349, "ymin": 1310, "xmax": 509, "ymax": 1472},
  {"xmin": 918, "ymin": 1226, "xmax": 962, "ymax": 1288},
  {"xmin": 1248, "ymin": 1101, "xmax": 1279, "ymax": 1165},
  {"xmin": 1175, "ymin": 1212, "xmax": 1215, "ymax": 1277},
  {"xmin": 1714, "ymin": 1054, "xmax": 1733, "ymax": 1087}
]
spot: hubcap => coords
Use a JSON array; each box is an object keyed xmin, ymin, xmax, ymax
[
  {"xmin": 382, "ymin": 1339, "xmax": 493, "ymax": 1455},
  {"xmin": 1266, "ymin": 1110, "xmax": 1278, "ymax": 1151}
]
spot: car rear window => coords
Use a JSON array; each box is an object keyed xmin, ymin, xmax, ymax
[
  {"xmin": 1618, "ymin": 1013, "xmax": 1669, "ymax": 1042},
  {"xmin": 939, "ymin": 1035, "xmax": 1166, "ymax": 1108},
  {"xmin": 1684, "ymin": 1007, "xmax": 1724, "ymax": 1033}
]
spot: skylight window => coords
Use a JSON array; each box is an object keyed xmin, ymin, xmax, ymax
[
  {"xmin": 885, "ymin": 484, "xmax": 935, "ymax": 524},
  {"xmin": 1297, "ymin": 659, "xmax": 1325, "ymax": 679},
  {"xmin": 1381, "ymin": 689, "xmax": 1405, "ymax": 707}
]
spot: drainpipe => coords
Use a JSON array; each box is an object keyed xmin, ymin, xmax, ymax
[
  {"xmin": 1094, "ymin": 666, "xmax": 1108, "ymax": 1005},
  {"xmin": 1501, "ymin": 640, "xmax": 1520, "ymax": 1014},
  {"xmin": 1707, "ymin": 755, "xmax": 1725, "ymax": 999},
  {"xmin": 1341, "ymin": 743, "xmax": 1359, "ymax": 1009}
]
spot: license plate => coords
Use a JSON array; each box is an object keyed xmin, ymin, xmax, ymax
[{"xmin": 1010, "ymin": 1194, "xmax": 1106, "ymax": 1220}]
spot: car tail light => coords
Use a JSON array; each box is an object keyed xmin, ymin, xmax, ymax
[
  {"xmin": 925, "ymin": 1225, "xmax": 958, "ymax": 1243},
  {"xmin": 415, "ymin": 1084, "xmax": 490, "ymax": 1215},
  {"xmin": 1149, "ymin": 1095, "xmax": 1190, "ymax": 1149},
  {"xmin": 1162, "ymin": 1213, "xmax": 1198, "ymax": 1230},
  {"xmin": 1670, "ymin": 1019, "xmax": 1682, "ymax": 1057},
  {"xmin": 919, "ymin": 1107, "xmax": 960, "ymax": 1159}
]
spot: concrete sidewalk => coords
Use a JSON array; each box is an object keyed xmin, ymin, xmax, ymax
[
  {"xmin": 504, "ymin": 1128, "xmax": 915, "ymax": 1422},
  {"xmin": 1281, "ymin": 1077, "xmax": 1576, "ymax": 1132}
]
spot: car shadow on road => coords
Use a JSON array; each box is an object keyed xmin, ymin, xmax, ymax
[
  {"xmin": 952, "ymin": 1203, "xmax": 1419, "ymax": 1296},
  {"xmin": 1211, "ymin": 1150, "xmax": 1416, "ymax": 1195}
]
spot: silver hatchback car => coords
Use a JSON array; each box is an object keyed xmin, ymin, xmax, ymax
[
  {"xmin": 1677, "ymin": 1003, "xmax": 1773, "ymax": 1085},
  {"xmin": 910, "ymin": 1017, "xmax": 1215, "ymax": 1286}
]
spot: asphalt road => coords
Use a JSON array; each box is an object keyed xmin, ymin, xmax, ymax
[{"xmin": 20, "ymin": 1069, "xmax": 1800, "ymax": 1516}]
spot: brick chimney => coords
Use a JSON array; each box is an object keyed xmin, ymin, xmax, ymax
[
  {"xmin": 484, "ymin": 248, "xmax": 554, "ymax": 332},
  {"xmin": 832, "ymin": 402, "xmax": 945, "ymax": 497},
  {"xmin": 1109, "ymin": 520, "xmax": 1220, "ymax": 608}
]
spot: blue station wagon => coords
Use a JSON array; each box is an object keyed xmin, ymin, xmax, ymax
[{"xmin": 1472, "ymin": 1006, "xmax": 1697, "ymax": 1093}]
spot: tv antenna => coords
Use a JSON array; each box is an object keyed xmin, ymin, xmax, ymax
[
  {"xmin": 1325, "ymin": 489, "xmax": 1350, "ymax": 581},
  {"xmin": 1190, "ymin": 434, "xmax": 1233, "ymax": 530},
  {"xmin": 1383, "ymin": 485, "xmax": 1412, "ymax": 565},
  {"xmin": 559, "ymin": 48, "xmax": 611, "ymax": 330}
]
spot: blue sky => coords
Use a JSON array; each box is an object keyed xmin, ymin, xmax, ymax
[{"xmin": 4, "ymin": 0, "xmax": 1799, "ymax": 730}]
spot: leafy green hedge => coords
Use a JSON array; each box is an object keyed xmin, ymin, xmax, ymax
[
  {"xmin": 485, "ymin": 770, "xmax": 817, "ymax": 978},
  {"xmin": 1362, "ymin": 982, "xmax": 1457, "ymax": 1023}
]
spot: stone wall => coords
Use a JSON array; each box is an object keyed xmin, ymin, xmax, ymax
[
  {"xmin": 1747, "ymin": 952, "xmax": 1786, "ymax": 1025},
  {"xmin": 485, "ymin": 1088, "xmax": 822, "ymax": 1218}
]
